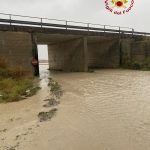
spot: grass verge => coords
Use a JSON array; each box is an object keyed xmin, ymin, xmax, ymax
[
  {"xmin": 0, "ymin": 57, "xmax": 40, "ymax": 103},
  {"xmin": 122, "ymin": 58, "xmax": 150, "ymax": 71}
]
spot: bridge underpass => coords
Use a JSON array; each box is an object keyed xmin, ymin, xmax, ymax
[
  {"xmin": 35, "ymin": 33, "xmax": 121, "ymax": 72},
  {"xmin": 0, "ymin": 13, "xmax": 150, "ymax": 75}
]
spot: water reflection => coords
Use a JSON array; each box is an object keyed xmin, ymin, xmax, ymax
[
  {"xmin": 39, "ymin": 64, "xmax": 49, "ymax": 87},
  {"xmin": 48, "ymin": 69, "xmax": 150, "ymax": 150}
]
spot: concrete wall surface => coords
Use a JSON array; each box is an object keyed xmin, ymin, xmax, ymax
[
  {"xmin": 131, "ymin": 41, "xmax": 150, "ymax": 62},
  {"xmin": 121, "ymin": 39, "xmax": 132, "ymax": 66},
  {"xmin": 48, "ymin": 38, "xmax": 88, "ymax": 72},
  {"xmin": 88, "ymin": 38, "xmax": 120, "ymax": 68},
  {"xmin": 121, "ymin": 39, "xmax": 150, "ymax": 67},
  {"xmin": 0, "ymin": 31, "xmax": 34, "ymax": 73}
]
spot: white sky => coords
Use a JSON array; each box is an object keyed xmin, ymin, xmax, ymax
[
  {"xmin": 0, "ymin": 0, "xmax": 149, "ymax": 59},
  {"xmin": 37, "ymin": 45, "xmax": 48, "ymax": 60},
  {"xmin": 0, "ymin": 0, "xmax": 149, "ymax": 32}
]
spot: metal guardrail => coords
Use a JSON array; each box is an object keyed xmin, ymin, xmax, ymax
[{"xmin": 0, "ymin": 13, "xmax": 149, "ymax": 37}]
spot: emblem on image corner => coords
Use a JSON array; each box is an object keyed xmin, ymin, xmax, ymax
[{"xmin": 105, "ymin": 0, "xmax": 134, "ymax": 15}]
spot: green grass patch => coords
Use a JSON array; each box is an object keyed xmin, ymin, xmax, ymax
[
  {"xmin": 0, "ymin": 76, "xmax": 40, "ymax": 103},
  {"xmin": 122, "ymin": 57, "xmax": 150, "ymax": 71},
  {"xmin": 0, "ymin": 57, "xmax": 40, "ymax": 103}
]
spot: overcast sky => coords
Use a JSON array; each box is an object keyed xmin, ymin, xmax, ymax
[
  {"xmin": 0, "ymin": 0, "xmax": 149, "ymax": 32},
  {"xmin": 0, "ymin": 0, "xmax": 149, "ymax": 59}
]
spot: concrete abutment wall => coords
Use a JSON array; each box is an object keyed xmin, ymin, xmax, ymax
[
  {"xmin": 88, "ymin": 38, "xmax": 120, "ymax": 68},
  {"xmin": 121, "ymin": 38, "xmax": 150, "ymax": 68},
  {"xmin": 0, "ymin": 31, "xmax": 35, "ymax": 74},
  {"xmin": 48, "ymin": 38, "xmax": 88, "ymax": 72},
  {"xmin": 0, "ymin": 29, "xmax": 150, "ymax": 75}
]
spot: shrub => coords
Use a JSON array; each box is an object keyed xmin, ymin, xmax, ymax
[
  {"xmin": 88, "ymin": 68, "xmax": 95, "ymax": 73},
  {"xmin": 7, "ymin": 66, "xmax": 28, "ymax": 79},
  {"xmin": 131, "ymin": 61, "xmax": 143, "ymax": 70},
  {"xmin": 0, "ymin": 57, "xmax": 8, "ymax": 68},
  {"xmin": 0, "ymin": 57, "xmax": 39, "ymax": 103},
  {"xmin": 0, "ymin": 66, "xmax": 28, "ymax": 79},
  {"xmin": 0, "ymin": 77, "xmax": 40, "ymax": 103}
]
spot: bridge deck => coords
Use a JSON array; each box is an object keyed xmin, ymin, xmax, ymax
[{"xmin": 0, "ymin": 13, "xmax": 150, "ymax": 38}]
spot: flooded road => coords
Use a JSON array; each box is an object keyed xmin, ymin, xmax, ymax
[{"xmin": 1, "ymin": 68, "xmax": 150, "ymax": 150}]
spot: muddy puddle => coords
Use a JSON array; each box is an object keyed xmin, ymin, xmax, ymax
[{"xmin": 1, "ymin": 66, "xmax": 150, "ymax": 150}]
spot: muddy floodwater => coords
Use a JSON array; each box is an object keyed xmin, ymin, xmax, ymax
[{"xmin": 1, "ymin": 67, "xmax": 150, "ymax": 150}]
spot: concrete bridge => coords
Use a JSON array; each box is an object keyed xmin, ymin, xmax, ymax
[{"xmin": 0, "ymin": 13, "xmax": 150, "ymax": 75}]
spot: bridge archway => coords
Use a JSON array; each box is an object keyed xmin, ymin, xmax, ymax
[{"xmin": 36, "ymin": 33, "xmax": 88, "ymax": 72}]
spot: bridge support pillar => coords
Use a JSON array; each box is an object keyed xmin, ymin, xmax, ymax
[{"xmin": 48, "ymin": 37, "xmax": 88, "ymax": 72}]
